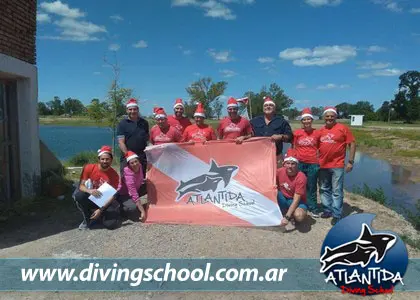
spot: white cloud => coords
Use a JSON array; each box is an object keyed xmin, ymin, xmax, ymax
[
  {"xmin": 172, "ymin": 0, "xmax": 199, "ymax": 6},
  {"xmin": 208, "ymin": 49, "xmax": 234, "ymax": 63},
  {"xmin": 373, "ymin": 68, "xmax": 403, "ymax": 76},
  {"xmin": 40, "ymin": 1, "xmax": 85, "ymax": 18},
  {"xmin": 358, "ymin": 60, "xmax": 392, "ymax": 69},
  {"xmin": 93, "ymin": 71, "xmax": 101, "ymax": 75},
  {"xmin": 358, "ymin": 73, "xmax": 372, "ymax": 79},
  {"xmin": 110, "ymin": 15, "xmax": 124, "ymax": 22},
  {"xmin": 172, "ymin": 0, "xmax": 248, "ymax": 20},
  {"xmin": 193, "ymin": 72, "xmax": 201, "ymax": 76},
  {"xmin": 305, "ymin": 0, "xmax": 342, "ymax": 7},
  {"xmin": 367, "ymin": 45, "xmax": 387, "ymax": 52},
  {"xmin": 316, "ymin": 83, "xmax": 350, "ymax": 90},
  {"xmin": 257, "ymin": 57, "xmax": 275, "ymax": 63},
  {"xmin": 279, "ymin": 45, "xmax": 357, "ymax": 67},
  {"xmin": 296, "ymin": 83, "xmax": 307, "ymax": 89},
  {"xmin": 179, "ymin": 45, "xmax": 192, "ymax": 55},
  {"xmin": 37, "ymin": 13, "xmax": 51, "ymax": 23},
  {"xmin": 40, "ymin": 18, "xmax": 107, "ymax": 41},
  {"xmin": 410, "ymin": 8, "xmax": 420, "ymax": 14},
  {"xmin": 109, "ymin": 44, "xmax": 120, "ymax": 51},
  {"xmin": 372, "ymin": 0, "xmax": 403, "ymax": 13},
  {"xmin": 220, "ymin": 69, "xmax": 238, "ymax": 77},
  {"xmin": 133, "ymin": 40, "xmax": 148, "ymax": 48}
]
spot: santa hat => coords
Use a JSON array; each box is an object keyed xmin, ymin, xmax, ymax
[
  {"xmin": 323, "ymin": 106, "xmax": 337, "ymax": 115},
  {"xmin": 97, "ymin": 145, "xmax": 112, "ymax": 157},
  {"xmin": 125, "ymin": 151, "xmax": 138, "ymax": 163},
  {"xmin": 194, "ymin": 103, "xmax": 205, "ymax": 118},
  {"xmin": 227, "ymin": 97, "xmax": 238, "ymax": 108},
  {"xmin": 263, "ymin": 96, "xmax": 275, "ymax": 106},
  {"xmin": 126, "ymin": 98, "xmax": 138, "ymax": 109},
  {"xmin": 301, "ymin": 107, "xmax": 314, "ymax": 119},
  {"xmin": 154, "ymin": 107, "xmax": 167, "ymax": 119},
  {"xmin": 174, "ymin": 98, "xmax": 184, "ymax": 109},
  {"xmin": 283, "ymin": 148, "xmax": 299, "ymax": 164}
]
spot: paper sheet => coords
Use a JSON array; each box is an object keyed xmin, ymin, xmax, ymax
[{"xmin": 88, "ymin": 182, "xmax": 117, "ymax": 207}]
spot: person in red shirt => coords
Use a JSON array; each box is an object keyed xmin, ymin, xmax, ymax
[
  {"xmin": 318, "ymin": 106, "xmax": 356, "ymax": 225},
  {"xmin": 217, "ymin": 97, "xmax": 253, "ymax": 144},
  {"xmin": 73, "ymin": 145, "xmax": 121, "ymax": 230},
  {"xmin": 292, "ymin": 108, "xmax": 321, "ymax": 217},
  {"xmin": 167, "ymin": 98, "xmax": 192, "ymax": 134},
  {"xmin": 182, "ymin": 103, "xmax": 217, "ymax": 143},
  {"xmin": 150, "ymin": 107, "xmax": 182, "ymax": 145},
  {"xmin": 276, "ymin": 149, "xmax": 308, "ymax": 226}
]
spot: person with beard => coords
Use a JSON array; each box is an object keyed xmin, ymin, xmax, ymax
[
  {"xmin": 150, "ymin": 107, "xmax": 182, "ymax": 145},
  {"xmin": 117, "ymin": 98, "xmax": 149, "ymax": 177},
  {"xmin": 318, "ymin": 106, "xmax": 356, "ymax": 226},
  {"xmin": 250, "ymin": 96, "xmax": 293, "ymax": 164},
  {"xmin": 276, "ymin": 148, "xmax": 308, "ymax": 227},
  {"xmin": 73, "ymin": 146, "xmax": 120, "ymax": 230},
  {"xmin": 217, "ymin": 97, "xmax": 253, "ymax": 144},
  {"xmin": 167, "ymin": 98, "xmax": 192, "ymax": 134},
  {"xmin": 182, "ymin": 103, "xmax": 217, "ymax": 142}
]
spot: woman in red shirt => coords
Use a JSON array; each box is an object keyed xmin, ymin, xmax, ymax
[
  {"xmin": 292, "ymin": 108, "xmax": 321, "ymax": 217},
  {"xmin": 182, "ymin": 103, "xmax": 217, "ymax": 142}
]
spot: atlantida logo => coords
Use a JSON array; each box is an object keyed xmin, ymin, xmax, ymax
[{"xmin": 320, "ymin": 213, "xmax": 408, "ymax": 296}]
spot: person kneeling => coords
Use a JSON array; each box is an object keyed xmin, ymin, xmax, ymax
[{"xmin": 276, "ymin": 149, "xmax": 308, "ymax": 226}]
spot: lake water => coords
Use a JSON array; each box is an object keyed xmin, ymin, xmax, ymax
[{"xmin": 39, "ymin": 125, "xmax": 419, "ymax": 215}]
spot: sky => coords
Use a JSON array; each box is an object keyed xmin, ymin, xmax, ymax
[{"xmin": 36, "ymin": 0, "xmax": 420, "ymax": 114}]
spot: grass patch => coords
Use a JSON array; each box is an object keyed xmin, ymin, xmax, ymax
[
  {"xmin": 66, "ymin": 151, "xmax": 98, "ymax": 166},
  {"xmin": 351, "ymin": 184, "xmax": 386, "ymax": 205},
  {"xmin": 395, "ymin": 149, "xmax": 420, "ymax": 158},
  {"xmin": 400, "ymin": 234, "xmax": 420, "ymax": 250},
  {"xmin": 389, "ymin": 130, "xmax": 420, "ymax": 141},
  {"xmin": 352, "ymin": 130, "xmax": 393, "ymax": 149}
]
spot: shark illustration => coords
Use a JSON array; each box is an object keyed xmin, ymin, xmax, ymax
[
  {"xmin": 175, "ymin": 159, "xmax": 238, "ymax": 202},
  {"xmin": 320, "ymin": 223, "xmax": 397, "ymax": 273}
]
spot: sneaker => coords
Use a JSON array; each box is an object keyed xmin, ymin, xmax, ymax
[
  {"xmin": 331, "ymin": 217, "xmax": 340, "ymax": 226},
  {"xmin": 78, "ymin": 220, "xmax": 89, "ymax": 230},
  {"xmin": 321, "ymin": 211, "xmax": 332, "ymax": 219},
  {"xmin": 310, "ymin": 209, "xmax": 322, "ymax": 218}
]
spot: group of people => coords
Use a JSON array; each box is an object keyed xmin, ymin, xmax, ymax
[{"xmin": 73, "ymin": 96, "xmax": 356, "ymax": 230}]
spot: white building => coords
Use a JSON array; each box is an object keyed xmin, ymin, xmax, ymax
[{"xmin": 350, "ymin": 115, "xmax": 364, "ymax": 126}]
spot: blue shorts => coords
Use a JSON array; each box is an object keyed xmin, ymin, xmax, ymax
[{"xmin": 277, "ymin": 192, "xmax": 308, "ymax": 211}]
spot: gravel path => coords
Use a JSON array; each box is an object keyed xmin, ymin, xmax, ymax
[{"xmin": 0, "ymin": 193, "xmax": 418, "ymax": 299}]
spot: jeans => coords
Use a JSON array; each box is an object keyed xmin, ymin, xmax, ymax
[
  {"xmin": 318, "ymin": 168, "xmax": 344, "ymax": 219},
  {"xmin": 298, "ymin": 162, "xmax": 320, "ymax": 211},
  {"xmin": 277, "ymin": 192, "xmax": 308, "ymax": 211}
]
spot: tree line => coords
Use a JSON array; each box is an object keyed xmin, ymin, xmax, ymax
[{"xmin": 38, "ymin": 70, "xmax": 419, "ymax": 123}]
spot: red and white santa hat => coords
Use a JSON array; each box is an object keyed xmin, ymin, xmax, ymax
[
  {"xmin": 154, "ymin": 107, "xmax": 167, "ymax": 119},
  {"xmin": 227, "ymin": 97, "xmax": 238, "ymax": 108},
  {"xmin": 301, "ymin": 107, "xmax": 314, "ymax": 119},
  {"xmin": 323, "ymin": 106, "xmax": 337, "ymax": 115},
  {"xmin": 125, "ymin": 151, "xmax": 138, "ymax": 162},
  {"xmin": 263, "ymin": 96, "xmax": 275, "ymax": 106},
  {"xmin": 283, "ymin": 148, "xmax": 299, "ymax": 164},
  {"xmin": 174, "ymin": 98, "xmax": 184, "ymax": 109},
  {"xmin": 194, "ymin": 102, "xmax": 205, "ymax": 118},
  {"xmin": 97, "ymin": 145, "xmax": 112, "ymax": 157},
  {"xmin": 126, "ymin": 98, "xmax": 138, "ymax": 109}
]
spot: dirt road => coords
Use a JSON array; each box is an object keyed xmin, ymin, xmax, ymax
[{"xmin": 0, "ymin": 193, "xmax": 418, "ymax": 299}]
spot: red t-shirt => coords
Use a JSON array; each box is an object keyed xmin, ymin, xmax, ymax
[
  {"xmin": 150, "ymin": 125, "xmax": 182, "ymax": 145},
  {"xmin": 293, "ymin": 129, "xmax": 320, "ymax": 164},
  {"xmin": 81, "ymin": 163, "xmax": 119, "ymax": 190},
  {"xmin": 167, "ymin": 115, "xmax": 192, "ymax": 134},
  {"xmin": 217, "ymin": 117, "xmax": 253, "ymax": 140},
  {"xmin": 318, "ymin": 123, "xmax": 355, "ymax": 168},
  {"xmin": 276, "ymin": 167, "xmax": 307, "ymax": 202},
  {"xmin": 182, "ymin": 124, "xmax": 217, "ymax": 142}
]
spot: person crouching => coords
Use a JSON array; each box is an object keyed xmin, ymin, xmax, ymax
[{"xmin": 276, "ymin": 149, "xmax": 308, "ymax": 226}]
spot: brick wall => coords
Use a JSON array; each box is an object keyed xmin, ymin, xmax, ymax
[{"xmin": 0, "ymin": 0, "xmax": 37, "ymax": 65}]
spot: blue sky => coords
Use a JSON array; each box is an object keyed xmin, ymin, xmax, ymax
[{"xmin": 36, "ymin": 0, "xmax": 420, "ymax": 114}]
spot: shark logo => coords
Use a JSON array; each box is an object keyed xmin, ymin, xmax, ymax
[
  {"xmin": 319, "ymin": 214, "xmax": 408, "ymax": 296},
  {"xmin": 175, "ymin": 159, "xmax": 238, "ymax": 202},
  {"xmin": 320, "ymin": 223, "xmax": 396, "ymax": 273}
]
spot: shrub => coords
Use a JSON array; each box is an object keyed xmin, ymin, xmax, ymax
[
  {"xmin": 351, "ymin": 184, "xmax": 386, "ymax": 205},
  {"xmin": 67, "ymin": 151, "xmax": 98, "ymax": 166}
]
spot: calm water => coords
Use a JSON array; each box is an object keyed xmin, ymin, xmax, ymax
[{"xmin": 40, "ymin": 125, "xmax": 419, "ymax": 214}]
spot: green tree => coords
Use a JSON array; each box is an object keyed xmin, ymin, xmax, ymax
[
  {"xmin": 244, "ymin": 83, "xmax": 293, "ymax": 117},
  {"xmin": 46, "ymin": 96, "xmax": 64, "ymax": 116},
  {"xmin": 392, "ymin": 71, "xmax": 420, "ymax": 122},
  {"xmin": 87, "ymin": 99, "xmax": 105, "ymax": 122},
  {"xmin": 185, "ymin": 77, "xmax": 227, "ymax": 118},
  {"xmin": 213, "ymin": 99, "xmax": 223, "ymax": 120},
  {"xmin": 38, "ymin": 102, "xmax": 51, "ymax": 115},
  {"xmin": 350, "ymin": 101, "xmax": 377, "ymax": 121},
  {"xmin": 336, "ymin": 102, "xmax": 352, "ymax": 119},
  {"xmin": 283, "ymin": 107, "xmax": 300, "ymax": 120},
  {"xmin": 63, "ymin": 98, "xmax": 86, "ymax": 116},
  {"xmin": 392, "ymin": 91, "xmax": 409, "ymax": 121},
  {"xmin": 376, "ymin": 101, "xmax": 395, "ymax": 122},
  {"xmin": 310, "ymin": 106, "xmax": 324, "ymax": 117}
]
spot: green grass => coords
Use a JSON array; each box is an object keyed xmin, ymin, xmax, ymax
[
  {"xmin": 351, "ymin": 183, "xmax": 387, "ymax": 204},
  {"xmin": 389, "ymin": 130, "xmax": 420, "ymax": 141},
  {"xmin": 65, "ymin": 151, "xmax": 99, "ymax": 167},
  {"xmin": 400, "ymin": 234, "xmax": 420, "ymax": 250},
  {"xmin": 364, "ymin": 121, "xmax": 420, "ymax": 128},
  {"xmin": 395, "ymin": 149, "xmax": 420, "ymax": 158},
  {"xmin": 352, "ymin": 129, "xmax": 393, "ymax": 149}
]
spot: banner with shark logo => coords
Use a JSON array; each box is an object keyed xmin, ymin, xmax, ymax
[{"xmin": 144, "ymin": 137, "xmax": 282, "ymax": 226}]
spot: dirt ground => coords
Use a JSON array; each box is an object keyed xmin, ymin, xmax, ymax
[{"xmin": 0, "ymin": 192, "xmax": 418, "ymax": 299}]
